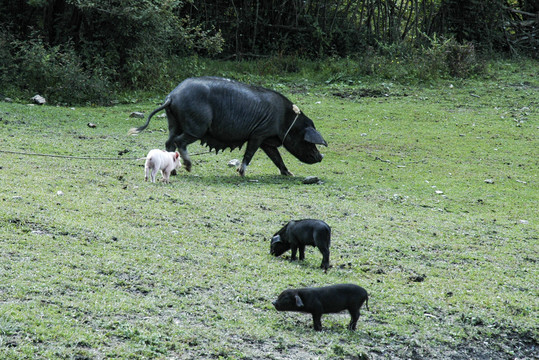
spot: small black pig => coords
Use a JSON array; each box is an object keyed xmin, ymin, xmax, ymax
[
  {"xmin": 270, "ymin": 219, "xmax": 331, "ymax": 270},
  {"xmin": 272, "ymin": 284, "xmax": 369, "ymax": 331}
]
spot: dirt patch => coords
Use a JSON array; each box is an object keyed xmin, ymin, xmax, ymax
[
  {"xmin": 167, "ymin": 328, "xmax": 537, "ymax": 360},
  {"xmin": 364, "ymin": 330, "xmax": 537, "ymax": 360},
  {"xmin": 175, "ymin": 334, "xmax": 324, "ymax": 359},
  {"xmin": 333, "ymin": 88, "xmax": 390, "ymax": 99},
  {"xmin": 507, "ymin": 81, "xmax": 539, "ymax": 90}
]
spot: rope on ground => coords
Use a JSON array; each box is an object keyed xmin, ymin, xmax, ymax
[{"xmin": 0, "ymin": 149, "xmax": 212, "ymax": 161}]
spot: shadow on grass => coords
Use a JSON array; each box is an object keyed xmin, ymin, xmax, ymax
[
  {"xmin": 270, "ymin": 255, "xmax": 327, "ymax": 272},
  {"xmin": 173, "ymin": 173, "xmax": 315, "ymax": 186}
]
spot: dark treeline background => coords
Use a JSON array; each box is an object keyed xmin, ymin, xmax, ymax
[
  {"xmin": 186, "ymin": 0, "xmax": 537, "ymax": 57},
  {"xmin": 0, "ymin": 0, "xmax": 537, "ymax": 104}
]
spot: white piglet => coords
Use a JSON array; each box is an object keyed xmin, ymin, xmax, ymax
[{"xmin": 144, "ymin": 149, "xmax": 181, "ymax": 183}]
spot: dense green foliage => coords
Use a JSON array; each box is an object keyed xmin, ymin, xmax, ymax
[
  {"xmin": 0, "ymin": 0, "xmax": 537, "ymax": 104},
  {"xmin": 185, "ymin": 0, "xmax": 538, "ymax": 57},
  {"xmin": 0, "ymin": 0, "xmax": 224, "ymax": 102},
  {"xmin": 0, "ymin": 60, "xmax": 537, "ymax": 359}
]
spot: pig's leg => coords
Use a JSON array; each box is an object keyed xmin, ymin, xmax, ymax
[
  {"xmin": 315, "ymin": 232, "xmax": 331, "ymax": 269},
  {"xmin": 318, "ymin": 247, "xmax": 330, "ymax": 269},
  {"xmin": 167, "ymin": 106, "xmax": 209, "ymax": 173},
  {"xmin": 312, "ymin": 313, "xmax": 323, "ymax": 331},
  {"xmin": 260, "ymin": 144, "xmax": 293, "ymax": 176},
  {"xmin": 238, "ymin": 138, "xmax": 264, "ymax": 176},
  {"xmin": 170, "ymin": 133, "xmax": 198, "ymax": 172},
  {"xmin": 348, "ymin": 308, "xmax": 360, "ymax": 330},
  {"xmin": 162, "ymin": 170, "xmax": 170, "ymax": 183},
  {"xmin": 144, "ymin": 165, "xmax": 150, "ymax": 182},
  {"xmin": 299, "ymin": 245, "xmax": 306, "ymax": 260},
  {"xmin": 165, "ymin": 109, "xmax": 183, "ymax": 153},
  {"xmin": 290, "ymin": 245, "xmax": 298, "ymax": 261},
  {"xmin": 151, "ymin": 168, "xmax": 158, "ymax": 183}
]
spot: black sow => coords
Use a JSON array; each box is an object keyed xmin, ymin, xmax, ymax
[{"xmin": 129, "ymin": 76, "xmax": 327, "ymax": 176}]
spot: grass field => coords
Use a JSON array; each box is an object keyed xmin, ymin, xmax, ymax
[{"xmin": 0, "ymin": 60, "xmax": 537, "ymax": 359}]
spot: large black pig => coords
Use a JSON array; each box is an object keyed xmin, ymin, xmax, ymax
[
  {"xmin": 129, "ymin": 77, "xmax": 327, "ymax": 176},
  {"xmin": 270, "ymin": 219, "xmax": 331, "ymax": 270}
]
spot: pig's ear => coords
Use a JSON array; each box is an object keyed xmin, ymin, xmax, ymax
[
  {"xmin": 175, "ymin": 151, "xmax": 180, "ymax": 159},
  {"xmin": 304, "ymin": 128, "xmax": 327, "ymax": 146},
  {"xmin": 271, "ymin": 235, "xmax": 281, "ymax": 244},
  {"xmin": 295, "ymin": 294, "xmax": 304, "ymax": 308}
]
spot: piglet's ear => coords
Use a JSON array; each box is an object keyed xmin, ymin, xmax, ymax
[
  {"xmin": 295, "ymin": 294, "xmax": 304, "ymax": 308},
  {"xmin": 304, "ymin": 128, "xmax": 328, "ymax": 146}
]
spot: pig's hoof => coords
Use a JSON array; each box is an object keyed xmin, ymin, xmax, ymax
[{"xmin": 281, "ymin": 170, "xmax": 294, "ymax": 176}]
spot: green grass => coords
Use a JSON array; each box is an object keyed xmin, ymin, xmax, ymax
[{"xmin": 0, "ymin": 60, "xmax": 537, "ymax": 359}]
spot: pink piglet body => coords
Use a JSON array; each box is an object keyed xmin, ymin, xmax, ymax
[{"xmin": 144, "ymin": 149, "xmax": 181, "ymax": 183}]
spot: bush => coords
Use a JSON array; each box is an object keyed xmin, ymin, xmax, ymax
[
  {"xmin": 0, "ymin": 0, "xmax": 224, "ymax": 104},
  {"xmin": 445, "ymin": 41, "xmax": 484, "ymax": 78},
  {"xmin": 0, "ymin": 30, "xmax": 17, "ymax": 96},
  {"xmin": 7, "ymin": 37, "xmax": 113, "ymax": 105},
  {"xmin": 417, "ymin": 35, "xmax": 485, "ymax": 81}
]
